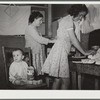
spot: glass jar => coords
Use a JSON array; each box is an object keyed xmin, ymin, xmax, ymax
[{"xmin": 27, "ymin": 66, "xmax": 34, "ymax": 81}]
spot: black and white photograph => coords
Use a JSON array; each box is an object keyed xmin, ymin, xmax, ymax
[{"xmin": 1, "ymin": 1, "xmax": 100, "ymax": 99}]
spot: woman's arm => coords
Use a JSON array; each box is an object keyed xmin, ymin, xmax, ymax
[
  {"xmin": 68, "ymin": 29, "xmax": 90, "ymax": 56},
  {"xmin": 28, "ymin": 27, "xmax": 50, "ymax": 45},
  {"xmin": 49, "ymin": 39, "xmax": 56, "ymax": 43}
]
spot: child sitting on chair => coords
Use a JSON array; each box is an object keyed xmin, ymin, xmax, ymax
[
  {"xmin": 9, "ymin": 48, "xmax": 42, "ymax": 85},
  {"xmin": 9, "ymin": 48, "xmax": 28, "ymax": 85}
]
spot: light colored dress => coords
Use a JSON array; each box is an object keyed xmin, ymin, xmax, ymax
[
  {"xmin": 25, "ymin": 25, "xmax": 49, "ymax": 75},
  {"xmin": 9, "ymin": 61, "xmax": 28, "ymax": 83},
  {"xmin": 42, "ymin": 15, "xmax": 74, "ymax": 78}
]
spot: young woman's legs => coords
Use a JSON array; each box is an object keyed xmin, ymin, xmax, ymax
[
  {"xmin": 45, "ymin": 76, "xmax": 50, "ymax": 88},
  {"xmin": 43, "ymin": 73, "xmax": 50, "ymax": 88},
  {"xmin": 52, "ymin": 78, "xmax": 61, "ymax": 90},
  {"xmin": 61, "ymin": 78, "xmax": 70, "ymax": 90}
]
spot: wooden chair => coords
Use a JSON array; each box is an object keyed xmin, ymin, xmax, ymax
[{"xmin": 2, "ymin": 46, "xmax": 47, "ymax": 89}]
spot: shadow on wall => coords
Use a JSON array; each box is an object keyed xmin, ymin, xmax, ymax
[{"xmin": 88, "ymin": 29, "xmax": 100, "ymax": 49}]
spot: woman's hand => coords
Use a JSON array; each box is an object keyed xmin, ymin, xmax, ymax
[{"xmin": 49, "ymin": 39, "xmax": 56, "ymax": 43}]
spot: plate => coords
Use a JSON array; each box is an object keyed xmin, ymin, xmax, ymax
[
  {"xmin": 72, "ymin": 56, "xmax": 86, "ymax": 59},
  {"xmin": 95, "ymin": 61, "xmax": 100, "ymax": 65},
  {"xmin": 71, "ymin": 56, "xmax": 86, "ymax": 61},
  {"xmin": 72, "ymin": 61, "xmax": 82, "ymax": 63},
  {"xmin": 95, "ymin": 63, "xmax": 100, "ymax": 65}
]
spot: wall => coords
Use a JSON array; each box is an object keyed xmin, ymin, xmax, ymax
[
  {"xmin": 0, "ymin": 35, "xmax": 25, "ymax": 89},
  {"xmin": 0, "ymin": 5, "xmax": 30, "ymax": 35},
  {"xmin": 52, "ymin": 4, "xmax": 72, "ymax": 21}
]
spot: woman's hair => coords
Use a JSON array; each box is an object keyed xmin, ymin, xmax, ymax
[
  {"xmin": 29, "ymin": 11, "xmax": 43, "ymax": 24},
  {"xmin": 67, "ymin": 4, "xmax": 88, "ymax": 17}
]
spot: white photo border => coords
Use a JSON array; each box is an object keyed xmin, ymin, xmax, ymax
[{"xmin": 0, "ymin": 1, "xmax": 100, "ymax": 99}]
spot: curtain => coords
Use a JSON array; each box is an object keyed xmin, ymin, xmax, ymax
[
  {"xmin": 82, "ymin": 4, "xmax": 100, "ymax": 33},
  {"xmin": 0, "ymin": 5, "xmax": 30, "ymax": 35}
]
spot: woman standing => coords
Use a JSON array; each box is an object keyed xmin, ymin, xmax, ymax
[
  {"xmin": 42, "ymin": 4, "xmax": 94, "ymax": 90},
  {"xmin": 25, "ymin": 11, "xmax": 54, "ymax": 76}
]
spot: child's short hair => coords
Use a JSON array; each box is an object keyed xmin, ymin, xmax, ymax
[{"xmin": 12, "ymin": 48, "xmax": 24, "ymax": 55}]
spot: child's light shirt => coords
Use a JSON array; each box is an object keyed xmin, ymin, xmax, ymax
[{"xmin": 9, "ymin": 61, "xmax": 28, "ymax": 84}]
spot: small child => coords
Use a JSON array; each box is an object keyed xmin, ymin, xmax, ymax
[
  {"xmin": 9, "ymin": 48, "xmax": 42, "ymax": 85},
  {"xmin": 9, "ymin": 49, "xmax": 28, "ymax": 85}
]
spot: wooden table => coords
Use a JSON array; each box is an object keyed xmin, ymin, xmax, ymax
[{"xmin": 69, "ymin": 61, "xmax": 100, "ymax": 90}]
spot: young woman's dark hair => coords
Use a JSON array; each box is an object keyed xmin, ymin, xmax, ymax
[
  {"xmin": 29, "ymin": 11, "xmax": 43, "ymax": 24},
  {"xmin": 68, "ymin": 4, "xmax": 88, "ymax": 18}
]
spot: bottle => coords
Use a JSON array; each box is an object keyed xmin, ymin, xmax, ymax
[{"xmin": 27, "ymin": 66, "xmax": 34, "ymax": 81}]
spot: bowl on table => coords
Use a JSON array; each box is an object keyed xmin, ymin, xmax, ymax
[{"xmin": 91, "ymin": 45, "xmax": 100, "ymax": 51}]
